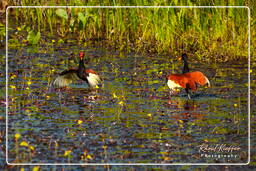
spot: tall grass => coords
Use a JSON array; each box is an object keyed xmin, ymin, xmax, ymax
[{"xmin": 7, "ymin": 0, "xmax": 251, "ymax": 60}]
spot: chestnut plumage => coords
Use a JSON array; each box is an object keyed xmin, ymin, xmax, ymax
[{"xmin": 167, "ymin": 53, "xmax": 210, "ymax": 99}]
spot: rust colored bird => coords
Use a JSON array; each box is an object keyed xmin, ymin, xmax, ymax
[{"xmin": 167, "ymin": 53, "xmax": 210, "ymax": 99}]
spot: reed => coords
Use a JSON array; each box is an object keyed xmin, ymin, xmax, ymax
[{"xmin": 7, "ymin": 0, "xmax": 251, "ymax": 60}]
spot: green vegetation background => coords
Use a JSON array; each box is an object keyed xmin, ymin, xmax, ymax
[{"xmin": 1, "ymin": 0, "xmax": 255, "ymax": 61}]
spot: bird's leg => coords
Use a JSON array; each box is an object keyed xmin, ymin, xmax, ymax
[
  {"xmin": 169, "ymin": 89, "xmax": 174, "ymax": 96},
  {"xmin": 187, "ymin": 93, "xmax": 191, "ymax": 100},
  {"xmin": 169, "ymin": 90, "xmax": 172, "ymax": 96},
  {"xmin": 185, "ymin": 88, "xmax": 191, "ymax": 99}
]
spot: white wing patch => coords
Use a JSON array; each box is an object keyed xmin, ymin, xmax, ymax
[
  {"xmin": 204, "ymin": 76, "xmax": 210, "ymax": 87},
  {"xmin": 53, "ymin": 72, "xmax": 78, "ymax": 87},
  {"xmin": 53, "ymin": 75, "xmax": 72, "ymax": 87},
  {"xmin": 87, "ymin": 73, "xmax": 101, "ymax": 88},
  {"xmin": 167, "ymin": 80, "xmax": 182, "ymax": 90}
]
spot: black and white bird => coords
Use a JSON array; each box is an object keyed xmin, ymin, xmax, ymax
[{"xmin": 52, "ymin": 52, "xmax": 101, "ymax": 88}]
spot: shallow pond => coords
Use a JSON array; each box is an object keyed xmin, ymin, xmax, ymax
[{"xmin": 5, "ymin": 44, "xmax": 249, "ymax": 164}]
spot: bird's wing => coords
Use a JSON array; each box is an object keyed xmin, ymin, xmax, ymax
[
  {"xmin": 167, "ymin": 74, "xmax": 186, "ymax": 89},
  {"xmin": 85, "ymin": 69, "xmax": 98, "ymax": 75},
  {"xmin": 185, "ymin": 71, "xmax": 210, "ymax": 87},
  {"xmin": 53, "ymin": 69, "xmax": 79, "ymax": 87},
  {"xmin": 86, "ymin": 69, "xmax": 101, "ymax": 88},
  {"xmin": 167, "ymin": 71, "xmax": 210, "ymax": 91}
]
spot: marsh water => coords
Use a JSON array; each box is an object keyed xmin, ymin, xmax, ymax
[{"xmin": 5, "ymin": 44, "xmax": 248, "ymax": 164}]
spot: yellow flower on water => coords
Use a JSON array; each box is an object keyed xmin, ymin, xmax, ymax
[
  {"xmin": 178, "ymin": 120, "xmax": 184, "ymax": 124},
  {"xmin": 10, "ymin": 74, "xmax": 17, "ymax": 79},
  {"xmin": 87, "ymin": 154, "xmax": 92, "ymax": 160},
  {"xmin": 234, "ymin": 103, "xmax": 238, "ymax": 107},
  {"xmin": 113, "ymin": 93, "xmax": 117, "ymax": 98},
  {"xmin": 95, "ymin": 85, "xmax": 99, "ymax": 89},
  {"xmin": 64, "ymin": 150, "xmax": 72, "ymax": 156},
  {"xmin": 160, "ymin": 151, "xmax": 168, "ymax": 155},
  {"xmin": 102, "ymin": 145, "xmax": 107, "ymax": 149},
  {"xmin": 46, "ymin": 95, "xmax": 50, "ymax": 100},
  {"xmin": 17, "ymin": 27, "xmax": 21, "ymax": 31},
  {"xmin": 20, "ymin": 168, "xmax": 25, "ymax": 171},
  {"xmin": 20, "ymin": 141, "xmax": 29, "ymax": 147},
  {"xmin": 10, "ymin": 85, "xmax": 16, "ymax": 89},
  {"xmin": 250, "ymin": 69, "xmax": 252, "ymax": 73},
  {"xmin": 77, "ymin": 120, "xmax": 83, "ymax": 125},
  {"xmin": 52, "ymin": 39, "xmax": 55, "ymax": 43},
  {"xmin": 29, "ymin": 145, "xmax": 35, "ymax": 151},
  {"xmin": 118, "ymin": 101, "xmax": 124, "ymax": 106},
  {"xmin": 26, "ymin": 87, "xmax": 30, "ymax": 90},
  {"xmin": 147, "ymin": 113, "xmax": 152, "ymax": 117},
  {"xmin": 32, "ymin": 166, "xmax": 40, "ymax": 171},
  {"xmin": 27, "ymin": 80, "xmax": 32, "ymax": 85},
  {"xmin": 15, "ymin": 133, "xmax": 21, "ymax": 140},
  {"xmin": 175, "ymin": 88, "xmax": 180, "ymax": 92}
]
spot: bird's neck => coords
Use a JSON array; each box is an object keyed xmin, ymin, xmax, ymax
[
  {"xmin": 182, "ymin": 60, "xmax": 190, "ymax": 73},
  {"xmin": 79, "ymin": 58, "xmax": 86, "ymax": 71},
  {"xmin": 78, "ymin": 58, "xmax": 86, "ymax": 79}
]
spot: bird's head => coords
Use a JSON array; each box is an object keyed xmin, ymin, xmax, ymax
[
  {"xmin": 79, "ymin": 52, "xmax": 85, "ymax": 60},
  {"xmin": 79, "ymin": 51, "xmax": 90, "ymax": 64},
  {"xmin": 178, "ymin": 53, "xmax": 188, "ymax": 61},
  {"xmin": 181, "ymin": 53, "xmax": 188, "ymax": 61}
]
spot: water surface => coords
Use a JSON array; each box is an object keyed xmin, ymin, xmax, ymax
[{"xmin": 5, "ymin": 45, "xmax": 249, "ymax": 163}]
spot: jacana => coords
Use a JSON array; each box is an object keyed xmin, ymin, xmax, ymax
[
  {"xmin": 167, "ymin": 53, "xmax": 210, "ymax": 99},
  {"xmin": 53, "ymin": 52, "xmax": 101, "ymax": 88}
]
